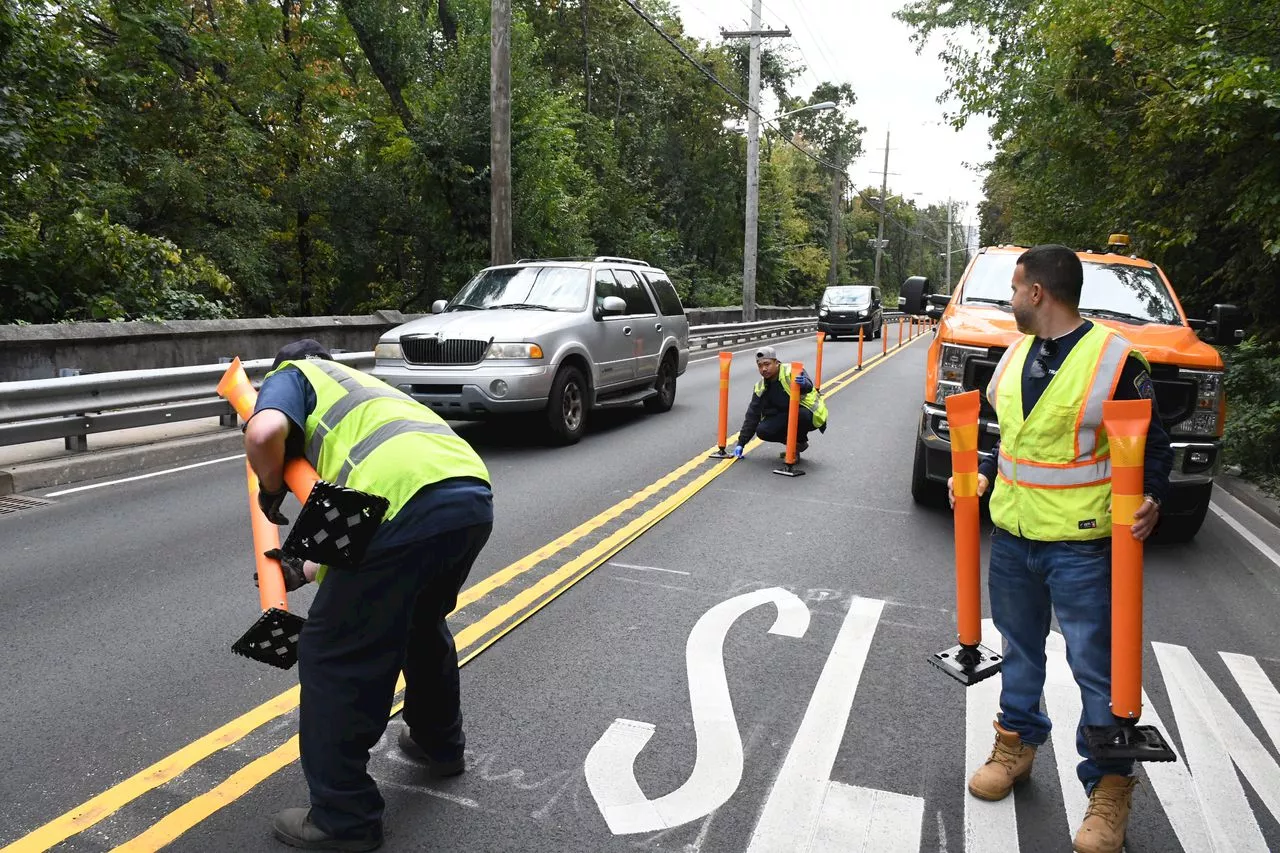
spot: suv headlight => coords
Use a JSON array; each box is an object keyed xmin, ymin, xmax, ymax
[
  {"xmin": 486, "ymin": 342, "xmax": 544, "ymax": 359},
  {"xmin": 1170, "ymin": 369, "xmax": 1225, "ymax": 437},
  {"xmin": 935, "ymin": 344, "xmax": 988, "ymax": 403},
  {"xmin": 819, "ymin": 307, "xmax": 829, "ymax": 317},
  {"xmin": 374, "ymin": 341, "xmax": 402, "ymax": 359}
]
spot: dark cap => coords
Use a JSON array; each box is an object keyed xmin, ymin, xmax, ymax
[
  {"xmin": 755, "ymin": 345, "xmax": 779, "ymax": 362},
  {"xmin": 271, "ymin": 339, "xmax": 333, "ymax": 371}
]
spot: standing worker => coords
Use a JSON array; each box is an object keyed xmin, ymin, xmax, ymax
[
  {"xmin": 243, "ymin": 339, "xmax": 494, "ymax": 851},
  {"xmin": 950, "ymin": 246, "xmax": 1171, "ymax": 853},
  {"xmin": 733, "ymin": 346, "xmax": 828, "ymax": 458}
]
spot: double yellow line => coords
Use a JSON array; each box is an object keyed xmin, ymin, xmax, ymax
[{"xmin": 3, "ymin": 336, "xmax": 925, "ymax": 853}]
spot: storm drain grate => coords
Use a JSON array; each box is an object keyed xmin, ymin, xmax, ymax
[{"xmin": 0, "ymin": 495, "xmax": 54, "ymax": 515}]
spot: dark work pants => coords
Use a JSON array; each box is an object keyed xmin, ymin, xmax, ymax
[
  {"xmin": 755, "ymin": 408, "xmax": 816, "ymax": 444},
  {"xmin": 298, "ymin": 522, "xmax": 492, "ymax": 838}
]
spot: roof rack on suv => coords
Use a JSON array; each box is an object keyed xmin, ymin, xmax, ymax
[
  {"xmin": 510, "ymin": 256, "xmax": 651, "ymax": 266},
  {"xmin": 593, "ymin": 256, "xmax": 650, "ymax": 266}
]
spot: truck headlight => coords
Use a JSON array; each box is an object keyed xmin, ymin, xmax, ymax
[
  {"xmin": 374, "ymin": 341, "xmax": 402, "ymax": 360},
  {"xmin": 1171, "ymin": 369, "xmax": 1225, "ymax": 437},
  {"xmin": 935, "ymin": 344, "xmax": 988, "ymax": 402},
  {"xmin": 819, "ymin": 307, "xmax": 829, "ymax": 317},
  {"xmin": 486, "ymin": 342, "xmax": 545, "ymax": 359}
]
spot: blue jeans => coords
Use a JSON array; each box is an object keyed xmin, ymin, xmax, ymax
[{"xmin": 988, "ymin": 528, "xmax": 1133, "ymax": 790}]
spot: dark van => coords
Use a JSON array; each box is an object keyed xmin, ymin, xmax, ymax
[{"xmin": 817, "ymin": 284, "xmax": 883, "ymax": 340}]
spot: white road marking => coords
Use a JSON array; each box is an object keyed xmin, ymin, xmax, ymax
[
  {"xmin": 1043, "ymin": 629, "xmax": 1088, "ymax": 836},
  {"xmin": 584, "ymin": 587, "xmax": 810, "ymax": 834},
  {"xmin": 809, "ymin": 783, "xmax": 924, "ymax": 853},
  {"xmin": 1220, "ymin": 652, "xmax": 1280, "ymax": 756},
  {"xmin": 964, "ymin": 620, "xmax": 1019, "ymax": 853},
  {"xmin": 745, "ymin": 597, "xmax": 897, "ymax": 853},
  {"xmin": 607, "ymin": 562, "xmax": 691, "ymax": 575},
  {"xmin": 44, "ymin": 454, "xmax": 245, "ymax": 496},
  {"xmin": 1153, "ymin": 642, "xmax": 1279, "ymax": 851},
  {"xmin": 1209, "ymin": 500, "xmax": 1280, "ymax": 570}
]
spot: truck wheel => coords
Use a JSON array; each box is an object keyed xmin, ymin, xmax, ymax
[
  {"xmin": 911, "ymin": 437, "xmax": 947, "ymax": 508},
  {"xmin": 1155, "ymin": 482, "xmax": 1212, "ymax": 543},
  {"xmin": 546, "ymin": 365, "xmax": 588, "ymax": 445},
  {"xmin": 644, "ymin": 354, "xmax": 678, "ymax": 413}
]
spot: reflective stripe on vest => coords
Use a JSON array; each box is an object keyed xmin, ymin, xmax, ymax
[
  {"xmin": 303, "ymin": 360, "xmax": 428, "ymax": 462},
  {"xmin": 334, "ymin": 420, "xmax": 458, "ymax": 485},
  {"xmin": 996, "ymin": 451, "xmax": 1110, "ymax": 487},
  {"xmin": 985, "ymin": 341, "xmax": 1024, "ymax": 413}
]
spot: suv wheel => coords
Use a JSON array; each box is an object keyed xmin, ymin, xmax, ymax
[
  {"xmin": 911, "ymin": 437, "xmax": 947, "ymax": 507},
  {"xmin": 546, "ymin": 365, "xmax": 588, "ymax": 444},
  {"xmin": 644, "ymin": 354, "xmax": 678, "ymax": 413}
]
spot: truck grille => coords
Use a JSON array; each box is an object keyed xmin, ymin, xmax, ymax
[
  {"xmin": 963, "ymin": 347, "xmax": 1197, "ymax": 428},
  {"xmin": 401, "ymin": 337, "xmax": 489, "ymax": 366}
]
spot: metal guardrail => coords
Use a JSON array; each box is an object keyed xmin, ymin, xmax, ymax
[{"xmin": 1, "ymin": 317, "xmax": 847, "ymax": 451}]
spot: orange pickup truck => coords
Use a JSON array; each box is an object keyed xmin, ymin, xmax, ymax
[{"xmin": 901, "ymin": 239, "xmax": 1244, "ymax": 541}]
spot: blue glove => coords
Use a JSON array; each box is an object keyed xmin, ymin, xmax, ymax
[{"xmin": 732, "ymin": 445, "xmax": 744, "ymax": 458}]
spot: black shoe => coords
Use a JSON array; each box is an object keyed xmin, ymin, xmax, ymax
[
  {"xmin": 272, "ymin": 808, "xmax": 382, "ymax": 851},
  {"xmin": 398, "ymin": 727, "xmax": 466, "ymax": 778}
]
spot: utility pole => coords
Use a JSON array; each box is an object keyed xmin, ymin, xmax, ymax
[
  {"xmin": 828, "ymin": 165, "xmax": 842, "ymax": 287},
  {"xmin": 872, "ymin": 130, "xmax": 890, "ymax": 290},
  {"xmin": 944, "ymin": 196, "xmax": 953, "ymax": 294},
  {"xmin": 491, "ymin": 0, "xmax": 512, "ymax": 265},
  {"xmin": 723, "ymin": 9, "xmax": 789, "ymax": 321}
]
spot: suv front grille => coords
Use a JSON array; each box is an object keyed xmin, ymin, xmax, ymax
[
  {"xmin": 962, "ymin": 348, "xmax": 1196, "ymax": 428},
  {"xmin": 401, "ymin": 337, "xmax": 489, "ymax": 366}
]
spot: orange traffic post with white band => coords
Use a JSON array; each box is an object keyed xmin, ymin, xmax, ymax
[
  {"xmin": 247, "ymin": 461, "xmax": 288, "ymax": 613},
  {"xmin": 815, "ymin": 331, "xmax": 826, "ymax": 390},
  {"xmin": 709, "ymin": 351, "xmax": 734, "ymax": 458},
  {"xmin": 1083, "ymin": 398, "xmax": 1177, "ymax": 763},
  {"xmin": 898, "ymin": 316, "xmax": 904, "ymax": 348},
  {"xmin": 856, "ymin": 326, "xmax": 865, "ymax": 371},
  {"xmin": 773, "ymin": 361, "xmax": 806, "ymax": 478},
  {"xmin": 882, "ymin": 323, "xmax": 888, "ymax": 356},
  {"xmin": 928, "ymin": 389, "xmax": 1002, "ymax": 686}
]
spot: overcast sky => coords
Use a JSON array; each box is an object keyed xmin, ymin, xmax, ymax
[{"xmin": 669, "ymin": 0, "xmax": 994, "ymax": 237}]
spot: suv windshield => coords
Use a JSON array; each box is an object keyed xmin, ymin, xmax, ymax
[
  {"xmin": 959, "ymin": 253, "xmax": 1181, "ymax": 325},
  {"xmin": 449, "ymin": 266, "xmax": 589, "ymax": 312},
  {"xmin": 823, "ymin": 286, "xmax": 872, "ymax": 307}
]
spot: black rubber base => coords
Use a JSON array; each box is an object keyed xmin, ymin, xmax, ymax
[
  {"xmin": 282, "ymin": 480, "xmax": 389, "ymax": 569},
  {"xmin": 709, "ymin": 449, "xmax": 732, "ymax": 459},
  {"xmin": 1084, "ymin": 724, "xmax": 1178, "ymax": 762},
  {"xmin": 773, "ymin": 464, "xmax": 806, "ymax": 477},
  {"xmin": 929, "ymin": 643, "xmax": 1003, "ymax": 686},
  {"xmin": 232, "ymin": 607, "xmax": 307, "ymax": 669}
]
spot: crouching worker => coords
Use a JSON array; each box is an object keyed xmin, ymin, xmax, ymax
[
  {"xmin": 733, "ymin": 346, "xmax": 827, "ymax": 458},
  {"xmin": 243, "ymin": 339, "xmax": 494, "ymax": 851}
]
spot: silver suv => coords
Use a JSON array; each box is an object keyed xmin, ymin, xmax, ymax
[{"xmin": 371, "ymin": 257, "xmax": 690, "ymax": 444}]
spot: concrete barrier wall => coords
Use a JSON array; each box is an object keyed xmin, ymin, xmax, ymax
[{"xmin": 0, "ymin": 306, "xmax": 812, "ymax": 381}]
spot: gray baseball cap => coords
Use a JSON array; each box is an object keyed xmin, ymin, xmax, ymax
[{"xmin": 755, "ymin": 345, "xmax": 779, "ymax": 362}]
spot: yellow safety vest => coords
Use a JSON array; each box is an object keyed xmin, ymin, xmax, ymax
[
  {"xmin": 754, "ymin": 364, "xmax": 828, "ymax": 428},
  {"xmin": 268, "ymin": 359, "xmax": 490, "ymax": 580},
  {"xmin": 986, "ymin": 324, "xmax": 1147, "ymax": 541}
]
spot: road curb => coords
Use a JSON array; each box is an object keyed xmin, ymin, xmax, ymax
[
  {"xmin": 2, "ymin": 430, "xmax": 244, "ymax": 495},
  {"xmin": 1215, "ymin": 473, "xmax": 1280, "ymax": 530}
]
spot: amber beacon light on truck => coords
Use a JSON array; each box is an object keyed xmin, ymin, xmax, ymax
[{"xmin": 900, "ymin": 236, "xmax": 1245, "ymax": 542}]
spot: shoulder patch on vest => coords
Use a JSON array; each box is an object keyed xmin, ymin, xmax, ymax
[{"xmin": 1133, "ymin": 370, "xmax": 1154, "ymax": 400}]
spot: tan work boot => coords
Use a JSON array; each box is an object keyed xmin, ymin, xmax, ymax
[
  {"xmin": 1073, "ymin": 774, "xmax": 1137, "ymax": 853},
  {"xmin": 967, "ymin": 720, "xmax": 1036, "ymax": 801}
]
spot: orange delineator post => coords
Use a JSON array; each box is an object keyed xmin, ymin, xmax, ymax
[
  {"xmin": 815, "ymin": 331, "xmax": 826, "ymax": 390},
  {"xmin": 856, "ymin": 326, "xmax": 865, "ymax": 371},
  {"xmin": 882, "ymin": 324, "xmax": 888, "ymax": 356},
  {"xmin": 247, "ymin": 461, "xmax": 288, "ymax": 612},
  {"xmin": 928, "ymin": 389, "xmax": 1001, "ymax": 686},
  {"xmin": 898, "ymin": 317, "xmax": 904, "ymax": 347},
  {"xmin": 710, "ymin": 351, "xmax": 734, "ymax": 458},
  {"xmin": 773, "ymin": 362, "xmax": 806, "ymax": 478},
  {"xmin": 1083, "ymin": 398, "xmax": 1176, "ymax": 762}
]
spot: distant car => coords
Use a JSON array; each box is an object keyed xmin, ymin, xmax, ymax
[
  {"xmin": 371, "ymin": 257, "xmax": 690, "ymax": 444},
  {"xmin": 817, "ymin": 284, "xmax": 884, "ymax": 340}
]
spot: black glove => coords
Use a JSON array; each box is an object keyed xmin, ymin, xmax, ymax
[
  {"xmin": 257, "ymin": 483, "xmax": 290, "ymax": 525},
  {"xmin": 256, "ymin": 548, "xmax": 310, "ymax": 591}
]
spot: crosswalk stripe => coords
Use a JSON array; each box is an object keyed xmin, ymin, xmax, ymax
[
  {"xmin": 810, "ymin": 783, "xmax": 923, "ymax": 852},
  {"xmin": 1221, "ymin": 652, "xmax": 1280, "ymax": 754},
  {"xmin": 964, "ymin": 620, "xmax": 1019, "ymax": 852}
]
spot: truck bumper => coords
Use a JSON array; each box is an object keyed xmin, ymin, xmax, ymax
[
  {"xmin": 917, "ymin": 403, "xmax": 1222, "ymax": 509},
  {"xmin": 372, "ymin": 361, "xmax": 553, "ymax": 419}
]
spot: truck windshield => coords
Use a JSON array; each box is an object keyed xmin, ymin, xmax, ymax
[
  {"xmin": 449, "ymin": 267, "xmax": 589, "ymax": 312},
  {"xmin": 822, "ymin": 286, "xmax": 871, "ymax": 306},
  {"xmin": 959, "ymin": 254, "xmax": 1182, "ymax": 326}
]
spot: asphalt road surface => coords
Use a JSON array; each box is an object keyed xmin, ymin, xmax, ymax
[{"xmin": 2, "ymin": 327, "xmax": 1278, "ymax": 853}]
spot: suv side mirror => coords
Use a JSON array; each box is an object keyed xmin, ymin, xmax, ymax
[
  {"xmin": 900, "ymin": 276, "xmax": 930, "ymax": 315},
  {"xmin": 601, "ymin": 295, "xmax": 627, "ymax": 316},
  {"xmin": 1197, "ymin": 303, "xmax": 1244, "ymax": 346},
  {"xmin": 431, "ymin": 299, "xmax": 448, "ymax": 314}
]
